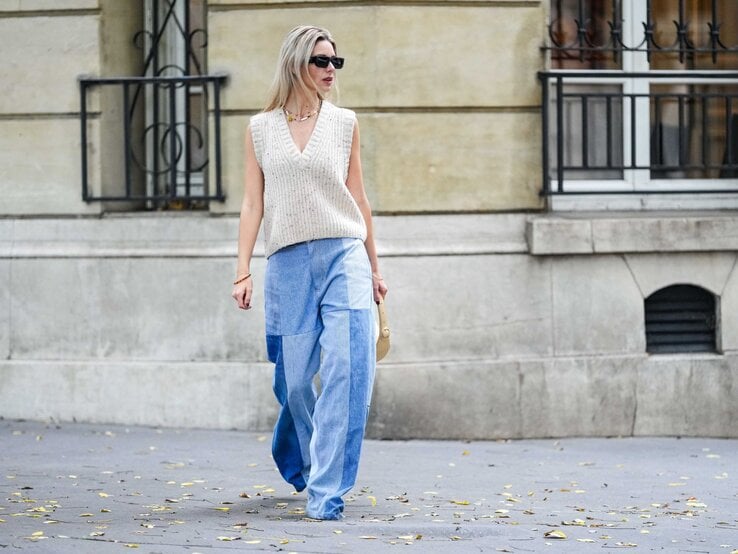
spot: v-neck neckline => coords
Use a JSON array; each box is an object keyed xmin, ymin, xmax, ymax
[{"xmin": 278, "ymin": 101, "xmax": 328, "ymax": 160}]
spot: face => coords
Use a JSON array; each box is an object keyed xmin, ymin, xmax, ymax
[{"xmin": 307, "ymin": 39, "xmax": 337, "ymax": 96}]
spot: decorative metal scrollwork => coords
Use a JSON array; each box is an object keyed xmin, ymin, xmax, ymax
[
  {"xmin": 80, "ymin": 0, "xmax": 225, "ymax": 206},
  {"xmin": 546, "ymin": 0, "xmax": 738, "ymax": 65}
]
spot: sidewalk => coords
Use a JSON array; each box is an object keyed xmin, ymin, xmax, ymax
[{"xmin": 1, "ymin": 419, "xmax": 736, "ymax": 553}]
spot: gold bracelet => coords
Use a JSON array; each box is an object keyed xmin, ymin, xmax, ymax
[{"xmin": 233, "ymin": 273, "xmax": 251, "ymax": 285}]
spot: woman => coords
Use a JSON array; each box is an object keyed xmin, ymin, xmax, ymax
[{"xmin": 231, "ymin": 25, "xmax": 388, "ymax": 521}]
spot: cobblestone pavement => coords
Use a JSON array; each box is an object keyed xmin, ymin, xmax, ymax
[{"xmin": 1, "ymin": 420, "xmax": 736, "ymax": 553}]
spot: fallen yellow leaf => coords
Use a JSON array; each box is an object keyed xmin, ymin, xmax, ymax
[
  {"xmin": 368, "ymin": 495, "xmax": 377, "ymax": 506},
  {"xmin": 79, "ymin": 513, "xmax": 94, "ymax": 517},
  {"xmin": 577, "ymin": 538, "xmax": 596, "ymax": 543},
  {"xmin": 214, "ymin": 507, "xmax": 230, "ymax": 512},
  {"xmin": 544, "ymin": 530, "xmax": 567, "ymax": 539},
  {"xmin": 615, "ymin": 542, "xmax": 638, "ymax": 547},
  {"xmin": 98, "ymin": 492, "xmax": 110, "ymax": 498},
  {"xmin": 216, "ymin": 536, "xmax": 240, "ymax": 541},
  {"xmin": 562, "ymin": 519, "xmax": 586, "ymax": 526},
  {"xmin": 31, "ymin": 531, "xmax": 44, "ymax": 537},
  {"xmin": 450, "ymin": 500, "xmax": 469, "ymax": 505},
  {"xmin": 360, "ymin": 535, "xmax": 377, "ymax": 539},
  {"xmin": 124, "ymin": 545, "xmax": 139, "ymax": 549}
]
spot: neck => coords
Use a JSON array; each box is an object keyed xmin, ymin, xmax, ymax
[{"xmin": 285, "ymin": 93, "xmax": 320, "ymax": 115}]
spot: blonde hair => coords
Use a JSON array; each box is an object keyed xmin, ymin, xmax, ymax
[{"xmin": 264, "ymin": 25, "xmax": 338, "ymax": 112}]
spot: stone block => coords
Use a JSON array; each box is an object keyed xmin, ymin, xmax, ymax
[
  {"xmin": 9, "ymin": 258, "xmax": 267, "ymax": 361},
  {"xmin": 527, "ymin": 216, "xmax": 593, "ymax": 255},
  {"xmin": 592, "ymin": 214, "xmax": 738, "ymax": 253},
  {"xmin": 0, "ymin": 361, "xmax": 277, "ymax": 430},
  {"xmin": 0, "ymin": 15, "xmax": 99, "ymax": 115},
  {"xmin": 721, "ymin": 262, "xmax": 738, "ymax": 352},
  {"xmin": 527, "ymin": 213, "xmax": 738, "ymax": 255},
  {"xmin": 634, "ymin": 355, "xmax": 738, "ymax": 437},
  {"xmin": 368, "ymin": 360, "xmax": 528, "ymax": 440},
  {"xmin": 526, "ymin": 357, "xmax": 639, "ymax": 437},
  {"xmin": 373, "ymin": 213, "xmax": 529, "ymax": 256},
  {"xmin": 380, "ymin": 254, "xmax": 552, "ymax": 363},
  {"xmin": 8, "ymin": 215, "xmax": 245, "ymax": 258},
  {"xmin": 0, "ymin": 119, "xmax": 101, "ymax": 215},
  {"xmin": 624, "ymin": 253, "xmax": 737, "ymax": 298},
  {"xmin": 552, "ymin": 256, "xmax": 645, "ymax": 355},
  {"xmin": 363, "ymin": 112, "xmax": 543, "ymax": 212},
  {"xmin": 209, "ymin": 4, "xmax": 543, "ymax": 109},
  {"xmin": 0, "ymin": 0, "xmax": 98, "ymax": 10},
  {"xmin": 210, "ymin": 113, "xmax": 250, "ymax": 215},
  {"xmin": 368, "ymin": 356, "xmax": 639, "ymax": 439}
]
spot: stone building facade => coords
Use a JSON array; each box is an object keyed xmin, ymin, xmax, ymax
[{"xmin": 1, "ymin": 0, "xmax": 736, "ymax": 438}]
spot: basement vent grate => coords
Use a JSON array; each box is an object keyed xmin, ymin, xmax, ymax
[{"xmin": 645, "ymin": 285, "xmax": 716, "ymax": 354}]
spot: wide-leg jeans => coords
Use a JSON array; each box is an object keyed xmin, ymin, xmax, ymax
[{"xmin": 264, "ymin": 237, "xmax": 375, "ymax": 520}]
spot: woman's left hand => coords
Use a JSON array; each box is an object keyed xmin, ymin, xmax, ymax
[{"xmin": 372, "ymin": 272, "xmax": 388, "ymax": 303}]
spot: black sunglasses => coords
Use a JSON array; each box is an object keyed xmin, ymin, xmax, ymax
[{"xmin": 309, "ymin": 55, "xmax": 345, "ymax": 69}]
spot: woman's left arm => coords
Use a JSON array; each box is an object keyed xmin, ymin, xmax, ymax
[{"xmin": 346, "ymin": 119, "xmax": 388, "ymax": 302}]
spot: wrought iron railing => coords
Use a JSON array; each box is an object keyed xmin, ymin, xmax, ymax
[
  {"xmin": 546, "ymin": 0, "xmax": 738, "ymax": 66},
  {"xmin": 80, "ymin": 74, "xmax": 226, "ymax": 205},
  {"xmin": 539, "ymin": 71, "xmax": 738, "ymax": 195}
]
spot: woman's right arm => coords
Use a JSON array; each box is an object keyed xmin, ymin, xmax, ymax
[{"xmin": 232, "ymin": 124, "xmax": 264, "ymax": 310}]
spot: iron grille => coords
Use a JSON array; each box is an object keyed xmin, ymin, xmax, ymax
[
  {"xmin": 80, "ymin": 74, "xmax": 226, "ymax": 205},
  {"xmin": 539, "ymin": 71, "xmax": 738, "ymax": 194},
  {"xmin": 546, "ymin": 0, "xmax": 738, "ymax": 66},
  {"xmin": 79, "ymin": 0, "xmax": 226, "ymax": 207},
  {"xmin": 645, "ymin": 285, "xmax": 716, "ymax": 354}
]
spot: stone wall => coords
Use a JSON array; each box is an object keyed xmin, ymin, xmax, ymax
[
  {"xmin": 207, "ymin": 0, "xmax": 545, "ymax": 214},
  {"xmin": 1, "ymin": 214, "xmax": 736, "ymax": 438},
  {"xmin": 0, "ymin": 0, "xmax": 143, "ymax": 215}
]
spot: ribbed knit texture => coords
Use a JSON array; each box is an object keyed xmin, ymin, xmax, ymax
[{"xmin": 250, "ymin": 101, "xmax": 367, "ymax": 258}]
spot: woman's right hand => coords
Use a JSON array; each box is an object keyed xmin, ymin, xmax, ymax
[{"xmin": 232, "ymin": 276, "xmax": 253, "ymax": 310}]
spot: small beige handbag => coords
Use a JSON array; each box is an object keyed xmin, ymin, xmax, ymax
[{"xmin": 376, "ymin": 297, "xmax": 390, "ymax": 361}]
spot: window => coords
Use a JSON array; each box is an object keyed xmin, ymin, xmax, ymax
[
  {"xmin": 80, "ymin": 0, "xmax": 226, "ymax": 208},
  {"xmin": 645, "ymin": 284, "xmax": 717, "ymax": 354},
  {"xmin": 541, "ymin": 0, "xmax": 738, "ymax": 199}
]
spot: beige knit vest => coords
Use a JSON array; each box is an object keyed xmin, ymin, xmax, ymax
[{"xmin": 250, "ymin": 101, "xmax": 367, "ymax": 258}]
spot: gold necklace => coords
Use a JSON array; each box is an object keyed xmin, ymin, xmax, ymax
[{"xmin": 284, "ymin": 101, "xmax": 321, "ymax": 123}]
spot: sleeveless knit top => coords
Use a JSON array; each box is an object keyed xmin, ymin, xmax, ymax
[{"xmin": 250, "ymin": 101, "xmax": 367, "ymax": 258}]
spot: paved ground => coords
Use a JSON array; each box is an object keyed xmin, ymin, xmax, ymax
[{"xmin": 0, "ymin": 419, "xmax": 736, "ymax": 553}]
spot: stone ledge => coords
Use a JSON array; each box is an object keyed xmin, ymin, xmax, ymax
[
  {"xmin": 1, "ymin": 355, "xmax": 735, "ymax": 439},
  {"xmin": 527, "ymin": 211, "xmax": 738, "ymax": 255},
  {"xmin": 0, "ymin": 213, "xmax": 529, "ymax": 258}
]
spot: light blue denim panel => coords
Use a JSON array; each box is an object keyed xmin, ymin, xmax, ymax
[
  {"xmin": 313, "ymin": 238, "xmax": 373, "ymax": 313},
  {"xmin": 307, "ymin": 308, "xmax": 374, "ymax": 519}
]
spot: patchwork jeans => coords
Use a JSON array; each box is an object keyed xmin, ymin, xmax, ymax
[{"xmin": 264, "ymin": 238, "xmax": 376, "ymax": 520}]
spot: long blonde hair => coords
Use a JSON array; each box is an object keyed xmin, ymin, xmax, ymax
[{"xmin": 264, "ymin": 25, "xmax": 338, "ymax": 112}]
